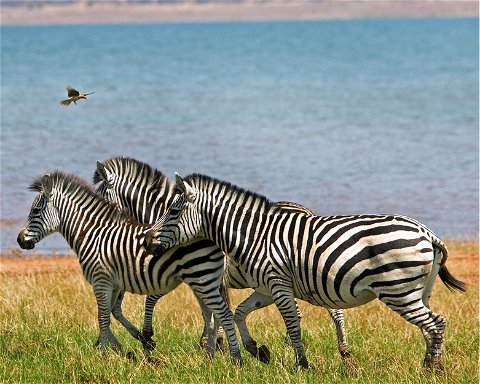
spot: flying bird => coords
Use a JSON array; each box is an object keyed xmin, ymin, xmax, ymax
[{"xmin": 60, "ymin": 85, "xmax": 95, "ymax": 106}]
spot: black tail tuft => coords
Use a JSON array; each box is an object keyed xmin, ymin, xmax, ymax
[{"xmin": 439, "ymin": 266, "xmax": 467, "ymax": 293}]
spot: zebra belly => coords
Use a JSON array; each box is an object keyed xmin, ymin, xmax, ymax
[{"xmin": 295, "ymin": 287, "xmax": 376, "ymax": 309}]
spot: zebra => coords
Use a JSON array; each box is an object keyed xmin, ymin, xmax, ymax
[
  {"xmin": 93, "ymin": 156, "xmax": 351, "ymax": 363},
  {"xmin": 145, "ymin": 173, "xmax": 466, "ymax": 372},
  {"xmin": 16, "ymin": 171, "xmax": 242, "ymax": 364}
]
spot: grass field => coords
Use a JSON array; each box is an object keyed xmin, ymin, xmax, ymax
[{"xmin": 0, "ymin": 240, "xmax": 478, "ymax": 383}]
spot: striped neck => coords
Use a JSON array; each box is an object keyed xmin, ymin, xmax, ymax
[
  {"xmin": 185, "ymin": 174, "xmax": 271, "ymax": 261},
  {"xmin": 45, "ymin": 172, "xmax": 139, "ymax": 255}
]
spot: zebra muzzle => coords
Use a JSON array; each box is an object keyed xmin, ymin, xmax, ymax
[
  {"xmin": 17, "ymin": 230, "xmax": 35, "ymax": 250},
  {"xmin": 144, "ymin": 231, "xmax": 165, "ymax": 256}
]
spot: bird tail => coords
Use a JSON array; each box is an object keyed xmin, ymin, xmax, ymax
[{"xmin": 60, "ymin": 99, "xmax": 72, "ymax": 106}]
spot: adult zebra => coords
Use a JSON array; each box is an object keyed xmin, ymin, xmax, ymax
[
  {"xmin": 145, "ymin": 173, "xmax": 466, "ymax": 371},
  {"xmin": 93, "ymin": 156, "xmax": 351, "ymax": 363},
  {"xmin": 16, "ymin": 171, "xmax": 242, "ymax": 365}
]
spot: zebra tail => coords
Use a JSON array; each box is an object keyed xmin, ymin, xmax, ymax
[
  {"xmin": 438, "ymin": 265, "xmax": 467, "ymax": 293},
  {"xmin": 434, "ymin": 240, "xmax": 467, "ymax": 293}
]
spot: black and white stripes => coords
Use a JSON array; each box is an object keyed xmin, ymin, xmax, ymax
[
  {"xmin": 17, "ymin": 171, "xmax": 241, "ymax": 364},
  {"xmin": 93, "ymin": 156, "xmax": 352, "ymax": 363},
  {"xmin": 146, "ymin": 173, "xmax": 466, "ymax": 371}
]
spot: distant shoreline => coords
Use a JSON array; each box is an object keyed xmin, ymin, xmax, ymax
[{"xmin": 1, "ymin": 1, "xmax": 478, "ymax": 26}]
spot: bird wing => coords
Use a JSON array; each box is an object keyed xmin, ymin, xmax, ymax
[{"xmin": 66, "ymin": 85, "xmax": 80, "ymax": 97}]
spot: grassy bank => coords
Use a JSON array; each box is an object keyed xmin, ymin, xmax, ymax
[{"xmin": 0, "ymin": 240, "xmax": 478, "ymax": 383}]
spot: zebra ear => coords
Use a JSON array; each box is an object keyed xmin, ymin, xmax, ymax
[
  {"xmin": 96, "ymin": 161, "xmax": 113, "ymax": 187},
  {"xmin": 175, "ymin": 173, "xmax": 195, "ymax": 202},
  {"xmin": 41, "ymin": 174, "xmax": 53, "ymax": 199},
  {"xmin": 96, "ymin": 161, "xmax": 108, "ymax": 182},
  {"xmin": 175, "ymin": 173, "xmax": 186, "ymax": 193}
]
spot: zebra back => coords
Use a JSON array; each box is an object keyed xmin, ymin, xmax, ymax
[{"xmin": 271, "ymin": 201, "xmax": 315, "ymax": 216}]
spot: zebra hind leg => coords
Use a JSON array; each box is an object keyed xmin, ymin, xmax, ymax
[
  {"xmin": 421, "ymin": 313, "xmax": 446, "ymax": 372},
  {"xmin": 381, "ymin": 295, "xmax": 446, "ymax": 372},
  {"xmin": 234, "ymin": 291, "xmax": 273, "ymax": 363},
  {"xmin": 270, "ymin": 285, "xmax": 308, "ymax": 369},
  {"xmin": 327, "ymin": 308, "xmax": 352, "ymax": 362}
]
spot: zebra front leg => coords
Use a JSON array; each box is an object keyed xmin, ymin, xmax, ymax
[
  {"xmin": 93, "ymin": 284, "xmax": 122, "ymax": 353},
  {"xmin": 141, "ymin": 294, "xmax": 162, "ymax": 351},
  {"xmin": 270, "ymin": 282, "xmax": 308, "ymax": 369},
  {"xmin": 193, "ymin": 289, "xmax": 242, "ymax": 366},
  {"xmin": 234, "ymin": 291, "xmax": 273, "ymax": 363},
  {"xmin": 327, "ymin": 308, "xmax": 352, "ymax": 362},
  {"xmin": 193, "ymin": 293, "xmax": 217, "ymax": 356},
  {"xmin": 284, "ymin": 301, "xmax": 303, "ymax": 346}
]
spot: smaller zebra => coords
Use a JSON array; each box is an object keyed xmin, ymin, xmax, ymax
[
  {"xmin": 94, "ymin": 156, "xmax": 352, "ymax": 363},
  {"xmin": 17, "ymin": 171, "xmax": 241, "ymax": 364}
]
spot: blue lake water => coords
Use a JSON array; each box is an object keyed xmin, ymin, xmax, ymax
[{"xmin": 1, "ymin": 18, "xmax": 478, "ymax": 253}]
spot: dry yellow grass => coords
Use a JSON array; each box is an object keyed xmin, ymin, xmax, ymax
[{"xmin": 0, "ymin": 239, "xmax": 478, "ymax": 383}]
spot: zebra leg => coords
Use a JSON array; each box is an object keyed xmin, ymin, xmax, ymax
[
  {"xmin": 194, "ymin": 293, "xmax": 217, "ymax": 356},
  {"xmin": 111, "ymin": 291, "xmax": 145, "ymax": 343},
  {"xmin": 234, "ymin": 291, "xmax": 273, "ymax": 363},
  {"xmin": 381, "ymin": 294, "xmax": 446, "ymax": 372},
  {"xmin": 196, "ymin": 293, "xmax": 212, "ymax": 349},
  {"xmin": 191, "ymin": 288, "xmax": 242, "ymax": 366},
  {"xmin": 270, "ymin": 282, "xmax": 308, "ymax": 369},
  {"xmin": 140, "ymin": 295, "xmax": 162, "ymax": 351},
  {"xmin": 284, "ymin": 301, "xmax": 302, "ymax": 346},
  {"xmin": 93, "ymin": 283, "xmax": 122, "ymax": 352},
  {"xmin": 208, "ymin": 317, "xmax": 221, "ymax": 359},
  {"xmin": 327, "ymin": 308, "xmax": 352, "ymax": 362}
]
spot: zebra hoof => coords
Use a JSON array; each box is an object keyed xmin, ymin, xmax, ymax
[
  {"xmin": 423, "ymin": 355, "xmax": 445, "ymax": 374},
  {"xmin": 296, "ymin": 356, "xmax": 309, "ymax": 369},
  {"xmin": 126, "ymin": 351, "xmax": 137, "ymax": 362},
  {"xmin": 142, "ymin": 338, "xmax": 156, "ymax": 352},
  {"xmin": 257, "ymin": 345, "xmax": 270, "ymax": 364},
  {"xmin": 216, "ymin": 336, "xmax": 225, "ymax": 352},
  {"xmin": 198, "ymin": 335, "xmax": 208, "ymax": 349},
  {"xmin": 340, "ymin": 349, "xmax": 353, "ymax": 362},
  {"xmin": 232, "ymin": 354, "xmax": 242, "ymax": 367}
]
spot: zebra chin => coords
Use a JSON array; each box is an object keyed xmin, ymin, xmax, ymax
[{"xmin": 17, "ymin": 232, "xmax": 35, "ymax": 250}]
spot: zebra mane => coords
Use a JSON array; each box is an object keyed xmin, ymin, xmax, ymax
[
  {"xmin": 183, "ymin": 173, "xmax": 272, "ymax": 210},
  {"xmin": 93, "ymin": 156, "xmax": 174, "ymax": 193},
  {"xmin": 30, "ymin": 170, "xmax": 138, "ymax": 224}
]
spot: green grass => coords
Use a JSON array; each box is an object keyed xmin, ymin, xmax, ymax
[{"xmin": 1, "ymin": 241, "xmax": 478, "ymax": 383}]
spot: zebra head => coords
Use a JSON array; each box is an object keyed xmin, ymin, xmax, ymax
[
  {"xmin": 145, "ymin": 173, "xmax": 203, "ymax": 256},
  {"xmin": 17, "ymin": 174, "xmax": 60, "ymax": 250},
  {"xmin": 93, "ymin": 160, "xmax": 120, "ymax": 207}
]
